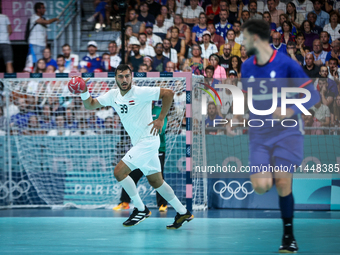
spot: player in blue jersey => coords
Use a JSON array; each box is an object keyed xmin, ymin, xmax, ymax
[{"xmin": 241, "ymin": 20, "xmax": 320, "ymax": 253}]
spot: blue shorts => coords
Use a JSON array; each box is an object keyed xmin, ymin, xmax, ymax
[
  {"xmin": 248, "ymin": 133, "xmax": 303, "ymax": 174},
  {"xmin": 95, "ymin": 2, "xmax": 107, "ymax": 20}
]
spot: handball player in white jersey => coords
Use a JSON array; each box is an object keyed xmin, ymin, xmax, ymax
[{"xmin": 79, "ymin": 64, "xmax": 193, "ymax": 228}]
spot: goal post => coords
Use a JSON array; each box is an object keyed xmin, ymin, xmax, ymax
[{"xmin": 0, "ymin": 72, "xmax": 207, "ymax": 210}]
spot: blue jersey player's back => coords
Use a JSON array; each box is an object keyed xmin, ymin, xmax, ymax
[{"xmin": 241, "ymin": 50, "xmax": 314, "ymax": 136}]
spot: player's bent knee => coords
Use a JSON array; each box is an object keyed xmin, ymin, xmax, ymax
[
  {"xmin": 113, "ymin": 167, "xmax": 125, "ymax": 181},
  {"xmin": 253, "ymin": 186, "xmax": 269, "ymax": 195},
  {"xmin": 275, "ymin": 179, "xmax": 290, "ymax": 189},
  {"xmin": 275, "ymin": 178, "xmax": 292, "ymax": 196},
  {"xmin": 251, "ymin": 179, "xmax": 273, "ymax": 195},
  {"xmin": 113, "ymin": 167, "xmax": 121, "ymax": 179},
  {"xmin": 148, "ymin": 179, "xmax": 163, "ymax": 189},
  {"xmin": 113, "ymin": 161, "xmax": 131, "ymax": 181},
  {"xmin": 146, "ymin": 172, "xmax": 164, "ymax": 188}
]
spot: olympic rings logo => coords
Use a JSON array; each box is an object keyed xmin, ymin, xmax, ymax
[
  {"xmin": 213, "ymin": 180, "xmax": 254, "ymax": 200},
  {"xmin": 134, "ymin": 73, "xmax": 146, "ymax": 77},
  {"xmin": 0, "ymin": 180, "xmax": 31, "ymax": 200},
  {"xmin": 186, "ymin": 146, "xmax": 191, "ymax": 156},
  {"xmin": 186, "ymin": 92, "xmax": 191, "ymax": 102}
]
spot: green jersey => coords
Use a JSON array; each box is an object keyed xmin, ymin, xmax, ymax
[{"xmin": 152, "ymin": 106, "xmax": 167, "ymax": 153}]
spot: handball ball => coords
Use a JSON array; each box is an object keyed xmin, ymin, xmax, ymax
[{"xmin": 68, "ymin": 76, "xmax": 86, "ymax": 94}]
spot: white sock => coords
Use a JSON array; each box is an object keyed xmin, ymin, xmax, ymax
[
  {"xmin": 168, "ymin": 197, "xmax": 187, "ymax": 214},
  {"xmin": 156, "ymin": 182, "xmax": 186, "ymax": 214},
  {"xmin": 119, "ymin": 176, "xmax": 145, "ymax": 211}
]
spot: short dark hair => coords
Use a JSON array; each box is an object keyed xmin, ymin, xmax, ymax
[
  {"xmin": 109, "ymin": 41, "xmax": 117, "ymax": 45},
  {"xmin": 307, "ymin": 12, "xmax": 317, "ymax": 19},
  {"xmin": 208, "ymin": 102, "xmax": 216, "ymax": 108},
  {"xmin": 329, "ymin": 57, "xmax": 339, "ymax": 63},
  {"xmin": 174, "ymin": 14, "xmax": 184, "ymax": 23},
  {"xmin": 34, "ymin": 2, "xmax": 44, "ymax": 13},
  {"xmin": 287, "ymin": 41, "xmax": 296, "ymax": 47},
  {"xmin": 227, "ymin": 29, "xmax": 235, "ymax": 35},
  {"xmin": 320, "ymin": 31, "xmax": 330, "ymax": 38},
  {"xmin": 199, "ymin": 12, "xmax": 206, "ymax": 18},
  {"xmin": 319, "ymin": 78, "xmax": 327, "ymax": 83},
  {"xmin": 138, "ymin": 32, "xmax": 147, "ymax": 38},
  {"xmin": 115, "ymin": 64, "xmax": 132, "ymax": 76},
  {"xmin": 303, "ymin": 46, "xmax": 311, "ymax": 51},
  {"xmin": 205, "ymin": 65, "xmax": 215, "ymax": 72},
  {"xmin": 249, "ymin": 0, "xmax": 257, "ymax": 6},
  {"xmin": 295, "ymin": 32, "xmax": 305, "ymax": 39},
  {"xmin": 233, "ymin": 21, "xmax": 241, "ymax": 26},
  {"xmin": 57, "ymin": 54, "xmax": 65, "ymax": 60},
  {"xmin": 171, "ymin": 27, "xmax": 179, "ymax": 33},
  {"xmin": 163, "ymin": 38, "xmax": 171, "ymax": 44},
  {"xmin": 62, "ymin": 44, "xmax": 70, "ymax": 49},
  {"xmin": 220, "ymin": 0, "xmax": 229, "ymax": 6},
  {"xmin": 241, "ymin": 19, "xmax": 271, "ymax": 41},
  {"xmin": 102, "ymin": 53, "xmax": 109, "ymax": 57},
  {"xmin": 155, "ymin": 42, "xmax": 163, "ymax": 48},
  {"xmin": 139, "ymin": 63, "xmax": 148, "ymax": 69}
]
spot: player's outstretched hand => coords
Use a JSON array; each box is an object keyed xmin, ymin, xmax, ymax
[
  {"xmin": 148, "ymin": 119, "xmax": 164, "ymax": 136},
  {"xmin": 73, "ymin": 76, "xmax": 90, "ymax": 93},
  {"xmin": 272, "ymin": 107, "xmax": 294, "ymax": 120}
]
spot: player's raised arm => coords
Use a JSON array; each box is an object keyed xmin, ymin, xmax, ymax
[
  {"xmin": 81, "ymin": 87, "xmax": 104, "ymax": 110},
  {"xmin": 149, "ymin": 88, "xmax": 174, "ymax": 135},
  {"xmin": 76, "ymin": 77, "xmax": 104, "ymax": 110}
]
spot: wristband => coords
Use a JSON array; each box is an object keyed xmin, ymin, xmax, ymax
[{"xmin": 80, "ymin": 91, "xmax": 90, "ymax": 100}]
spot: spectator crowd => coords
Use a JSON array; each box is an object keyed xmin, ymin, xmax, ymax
[
  {"xmin": 0, "ymin": 0, "xmax": 340, "ymax": 136},
  {"xmin": 0, "ymin": 78, "xmax": 186, "ymax": 136}
]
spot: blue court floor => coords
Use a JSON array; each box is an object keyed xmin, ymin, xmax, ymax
[{"xmin": 0, "ymin": 209, "xmax": 339, "ymax": 254}]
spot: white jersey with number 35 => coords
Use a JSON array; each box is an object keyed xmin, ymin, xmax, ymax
[{"xmin": 97, "ymin": 85, "xmax": 160, "ymax": 145}]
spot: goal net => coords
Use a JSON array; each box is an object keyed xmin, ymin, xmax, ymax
[
  {"xmin": 191, "ymin": 79, "xmax": 208, "ymax": 210},
  {"xmin": 0, "ymin": 75, "xmax": 205, "ymax": 210}
]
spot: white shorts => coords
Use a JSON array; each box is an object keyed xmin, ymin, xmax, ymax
[{"xmin": 122, "ymin": 137, "xmax": 161, "ymax": 176}]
